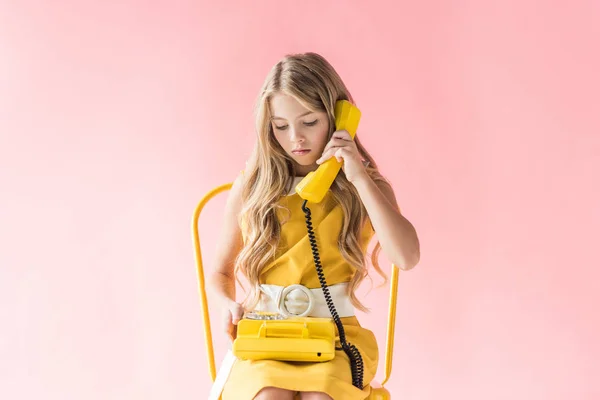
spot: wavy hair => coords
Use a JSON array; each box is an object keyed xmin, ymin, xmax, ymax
[{"xmin": 235, "ymin": 52, "xmax": 389, "ymax": 311}]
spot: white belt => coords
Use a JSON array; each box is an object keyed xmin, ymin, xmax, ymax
[{"xmin": 255, "ymin": 283, "xmax": 355, "ymax": 318}]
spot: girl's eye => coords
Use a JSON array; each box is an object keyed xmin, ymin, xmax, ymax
[{"xmin": 274, "ymin": 120, "xmax": 317, "ymax": 131}]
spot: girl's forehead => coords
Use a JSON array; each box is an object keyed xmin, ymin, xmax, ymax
[
  {"xmin": 269, "ymin": 93, "xmax": 325, "ymax": 120},
  {"xmin": 270, "ymin": 95, "xmax": 313, "ymax": 119}
]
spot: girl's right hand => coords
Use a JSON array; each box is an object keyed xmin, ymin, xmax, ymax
[{"xmin": 224, "ymin": 301, "xmax": 245, "ymax": 342}]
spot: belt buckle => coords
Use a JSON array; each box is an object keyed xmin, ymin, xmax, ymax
[{"xmin": 278, "ymin": 284, "xmax": 315, "ymax": 317}]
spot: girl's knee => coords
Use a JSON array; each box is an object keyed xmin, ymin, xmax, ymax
[{"xmin": 253, "ymin": 386, "xmax": 296, "ymax": 400}]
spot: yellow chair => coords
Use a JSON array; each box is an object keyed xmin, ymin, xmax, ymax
[{"xmin": 192, "ymin": 183, "xmax": 401, "ymax": 399}]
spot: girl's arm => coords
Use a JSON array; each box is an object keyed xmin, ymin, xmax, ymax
[
  {"xmin": 209, "ymin": 172, "xmax": 245, "ymax": 305},
  {"xmin": 209, "ymin": 173, "xmax": 247, "ymax": 341},
  {"xmin": 316, "ymin": 130, "xmax": 420, "ymax": 270},
  {"xmin": 353, "ymin": 175, "xmax": 420, "ymax": 271}
]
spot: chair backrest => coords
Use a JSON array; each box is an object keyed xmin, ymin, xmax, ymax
[{"xmin": 191, "ymin": 182, "xmax": 401, "ymax": 387}]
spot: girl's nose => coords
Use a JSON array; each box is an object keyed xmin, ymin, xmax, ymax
[{"xmin": 289, "ymin": 128, "xmax": 305, "ymax": 143}]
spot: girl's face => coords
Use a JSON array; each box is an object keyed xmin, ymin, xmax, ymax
[{"xmin": 269, "ymin": 93, "xmax": 330, "ymax": 176}]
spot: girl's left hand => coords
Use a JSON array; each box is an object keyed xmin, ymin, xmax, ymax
[{"xmin": 315, "ymin": 130, "xmax": 369, "ymax": 184}]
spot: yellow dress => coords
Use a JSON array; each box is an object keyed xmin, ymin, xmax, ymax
[{"xmin": 222, "ymin": 185, "xmax": 378, "ymax": 400}]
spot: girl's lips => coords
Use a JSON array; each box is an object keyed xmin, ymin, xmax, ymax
[{"xmin": 292, "ymin": 149, "xmax": 311, "ymax": 155}]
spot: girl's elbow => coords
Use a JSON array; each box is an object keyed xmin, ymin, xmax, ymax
[{"xmin": 397, "ymin": 249, "xmax": 420, "ymax": 271}]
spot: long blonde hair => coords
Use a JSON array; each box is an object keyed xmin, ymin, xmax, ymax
[{"xmin": 235, "ymin": 52, "xmax": 389, "ymax": 311}]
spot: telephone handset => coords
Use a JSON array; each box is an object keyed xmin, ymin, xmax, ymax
[{"xmin": 295, "ymin": 100, "xmax": 362, "ymax": 203}]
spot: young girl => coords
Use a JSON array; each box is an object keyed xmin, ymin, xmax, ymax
[{"xmin": 210, "ymin": 52, "xmax": 420, "ymax": 400}]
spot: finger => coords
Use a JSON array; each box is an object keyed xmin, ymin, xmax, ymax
[
  {"xmin": 225, "ymin": 317, "xmax": 234, "ymax": 341},
  {"xmin": 316, "ymin": 150, "xmax": 330, "ymax": 165},
  {"xmin": 332, "ymin": 130, "xmax": 352, "ymax": 141},
  {"xmin": 323, "ymin": 142, "xmax": 356, "ymax": 160},
  {"xmin": 317, "ymin": 146, "xmax": 346, "ymax": 164},
  {"xmin": 331, "ymin": 137, "xmax": 357, "ymax": 154},
  {"xmin": 321, "ymin": 138, "xmax": 341, "ymax": 155},
  {"xmin": 231, "ymin": 311, "xmax": 242, "ymax": 325},
  {"xmin": 335, "ymin": 148, "xmax": 354, "ymax": 163},
  {"xmin": 231, "ymin": 305, "xmax": 243, "ymax": 325},
  {"xmin": 336, "ymin": 147, "xmax": 352, "ymax": 156}
]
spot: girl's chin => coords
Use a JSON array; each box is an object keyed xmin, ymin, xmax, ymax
[
  {"xmin": 290, "ymin": 155, "xmax": 318, "ymax": 166},
  {"xmin": 293, "ymin": 159, "xmax": 318, "ymax": 167}
]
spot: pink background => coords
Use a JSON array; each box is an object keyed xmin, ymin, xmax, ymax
[{"xmin": 1, "ymin": 1, "xmax": 599, "ymax": 399}]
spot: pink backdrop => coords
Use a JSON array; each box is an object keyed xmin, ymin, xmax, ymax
[{"xmin": 1, "ymin": 1, "xmax": 599, "ymax": 399}]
